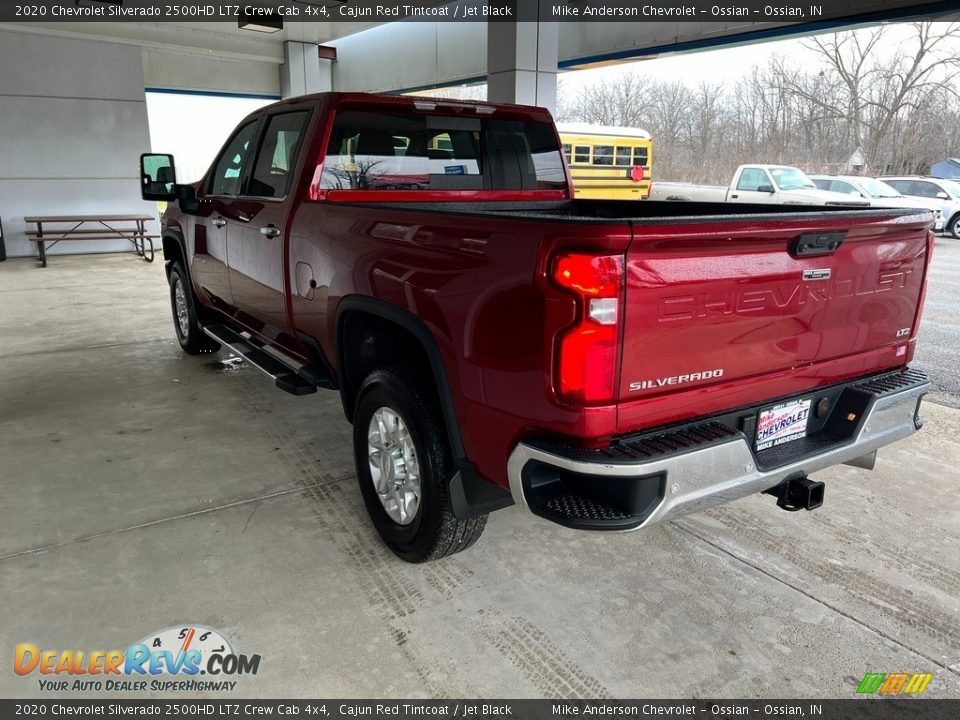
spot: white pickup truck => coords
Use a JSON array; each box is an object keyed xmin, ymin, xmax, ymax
[{"xmin": 651, "ymin": 164, "xmax": 871, "ymax": 206}]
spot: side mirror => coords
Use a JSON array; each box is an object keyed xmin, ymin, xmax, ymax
[
  {"xmin": 175, "ymin": 182, "xmax": 200, "ymax": 214},
  {"xmin": 757, "ymin": 184, "xmax": 775, "ymax": 193},
  {"xmin": 937, "ymin": 191, "xmax": 949, "ymax": 199},
  {"xmin": 140, "ymin": 153, "xmax": 177, "ymax": 201}
]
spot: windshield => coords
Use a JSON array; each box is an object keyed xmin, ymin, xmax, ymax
[
  {"xmin": 860, "ymin": 178, "xmax": 902, "ymax": 198},
  {"xmin": 770, "ymin": 166, "xmax": 816, "ymax": 191}
]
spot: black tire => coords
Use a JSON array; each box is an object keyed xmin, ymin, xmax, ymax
[
  {"xmin": 352, "ymin": 366, "xmax": 487, "ymax": 563},
  {"xmin": 949, "ymin": 213, "xmax": 960, "ymax": 239},
  {"xmin": 169, "ymin": 262, "xmax": 220, "ymax": 355}
]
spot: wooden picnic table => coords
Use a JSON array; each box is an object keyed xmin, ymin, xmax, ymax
[{"xmin": 24, "ymin": 214, "xmax": 159, "ymax": 268}]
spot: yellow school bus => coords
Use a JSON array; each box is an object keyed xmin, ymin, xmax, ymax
[{"xmin": 557, "ymin": 123, "xmax": 653, "ymax": 200}]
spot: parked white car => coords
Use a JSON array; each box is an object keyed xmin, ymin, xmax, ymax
[
  {"xmin": 880, "ymin": 176, "xmax": 960, "ymax": 237},
  {"xmin": 652, "ymin": 165, "xmax": 870, "ymax": 206},
  {"xmin": 810, "ymin": 175, "xmax": 944, "ymax": 232}
]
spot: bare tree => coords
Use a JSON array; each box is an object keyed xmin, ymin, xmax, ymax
[
  {"xmin": 786, "ymin": 22, "xmax": 960, "ymax": 171},
  {"xmin": 571, "ymin": 73, "xmax": 654, "ymax": 127}
]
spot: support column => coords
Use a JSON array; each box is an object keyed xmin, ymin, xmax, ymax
[
  {"xmin": 486, "ymin": 18, "xmax": 558, "ymax": 111},
  {"xmin": 280, "ymin": 41, "xmax": 333, "ymax": 98}
]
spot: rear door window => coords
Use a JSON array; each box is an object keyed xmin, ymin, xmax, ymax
[
  {"xmin": 886, "ymin": 179, "xmax": 915, "ymax": 195},
  {"xmin": 247, "ymin": 111, "xmax": 310, "ymax": 199},
  {"xmin": 830, "ymin": 180, "xmax": 857, "ymax": 195}
]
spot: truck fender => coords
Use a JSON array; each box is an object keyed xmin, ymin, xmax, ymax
[
  {"xmin": 335, "ymin": 296, "xmax": 513, "ymax": 519},
  {"xmin": 161, "ymin": 230, "xmax": 188, "ymax": 283}
]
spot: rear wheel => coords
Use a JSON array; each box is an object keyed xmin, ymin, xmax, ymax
[
  {"xmin": 353, "ymin": 366, "xmax": 486, "ymax": 562},
  {"xmin": 170, "ymin": 262, "xmax": 220, "ymax": 355}
]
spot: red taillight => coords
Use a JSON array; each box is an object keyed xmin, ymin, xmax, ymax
[
  {"xmin": 552, "ymin": 253, "xmax": 624, "ymax": 404},
  {"xmin": 912, "ymin": 229, "xmax": 935, "ymax": 340}
]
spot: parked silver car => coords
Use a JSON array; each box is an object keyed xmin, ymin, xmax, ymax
[
  {"xmin": 810, "ymin": 175, "xmax": 945, "ymax": 232},
  {"xmin": 880, "ymin": 175, "xmax": 960, "ymax": 237}
]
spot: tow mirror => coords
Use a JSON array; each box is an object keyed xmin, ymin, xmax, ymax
[{"xmin": 140, "ymin": 153, "xmax": 177, "ymax": 201}]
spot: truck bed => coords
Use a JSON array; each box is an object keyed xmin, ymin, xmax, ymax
[
  {"xmin": 331, "ymin": 197, "xmax": 932, "ymax": 434},
  {"xmin": 359, "ymin": 198, "xmax": 926, "ymax": 223}
]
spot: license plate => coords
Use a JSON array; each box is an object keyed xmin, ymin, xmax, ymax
[{"xmin": 755, "ymin": 399, "xmax": 812, "ymax": 451}]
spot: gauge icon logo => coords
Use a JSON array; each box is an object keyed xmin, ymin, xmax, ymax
[
  {"xmin": 138, "ymin": 625, "xmax": 234, "ymax": 664},
  {"xmin": 126, "ymin": 624, "xmax": 248, "ymax": 676}
]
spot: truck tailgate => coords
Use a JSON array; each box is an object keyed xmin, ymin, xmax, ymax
[{"xmin": 618, "ymin": 212, "xmax": 931, "ymax": 425}]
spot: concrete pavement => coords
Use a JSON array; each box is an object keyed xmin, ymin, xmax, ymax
[{"xmin": 1, "ymin": 253, "xmax": 958, "ymax": 699}]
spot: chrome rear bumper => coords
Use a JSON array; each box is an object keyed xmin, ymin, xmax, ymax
[{"xmin": 507, "ymin": 370, "xmax": 928, "ymax": 531}]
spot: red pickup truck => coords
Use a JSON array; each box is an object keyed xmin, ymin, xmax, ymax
[{"xmin": 140, "ymin": 92, "xmax": 932, "ymax": 563}]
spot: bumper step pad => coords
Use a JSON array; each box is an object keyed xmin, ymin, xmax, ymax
[
  {"xmin": 544, "ymin": 494, "xmax": 631, "ymax": 523},
  {"xmin": 856, "ymin": 368, "xmax": 929, "ymax": 396}
]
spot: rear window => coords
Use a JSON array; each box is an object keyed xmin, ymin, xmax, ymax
[{"xmin": 320, "ymin": 110, "xmax": 567, "ymax": 192}]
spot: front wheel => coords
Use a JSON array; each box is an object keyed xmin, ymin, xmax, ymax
[
  {"xmin": 169, "ymin": 262, "xmax": 220, "ymax": 355},
  {"xmin": 353, "ymin": 366, "xmax": 486, "ymax": 562},
  {"xmin": 948, "ymin": 214, "xmax": 960, "ymax": 239}
]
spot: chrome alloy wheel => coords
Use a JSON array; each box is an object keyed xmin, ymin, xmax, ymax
[
  {"xmin": 173, "ymin": 276, "xmax": 190, "ymax": 338},
  {"xmin": 367, "ymin": 406, "xmax": 421, "ymax": 525}
]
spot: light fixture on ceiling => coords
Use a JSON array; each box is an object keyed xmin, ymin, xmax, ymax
[{"xmin": 238, "ymin": 6, "xmax": 283, "ymax": 33}]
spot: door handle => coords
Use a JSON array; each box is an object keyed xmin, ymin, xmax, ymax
[
  {"xmin": 260, "ymin": 225, "xmax": 281, "ymax": 238},
  {"xmin": 731, "ymin": 194, "xmax": 739, "ymax": 199},
  {"xmin": 212, "ymin": 217, "xmax": 227, "ymax": 228}
]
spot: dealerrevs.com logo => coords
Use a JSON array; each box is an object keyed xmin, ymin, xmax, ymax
[{"xmin": 14, "ymin": 625, "xmax": 260, "ymax": 692}]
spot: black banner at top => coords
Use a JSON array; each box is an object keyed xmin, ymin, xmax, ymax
[{"xmin": 2, "ymin": 0, "xmax": 958, "ymax": 24}]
